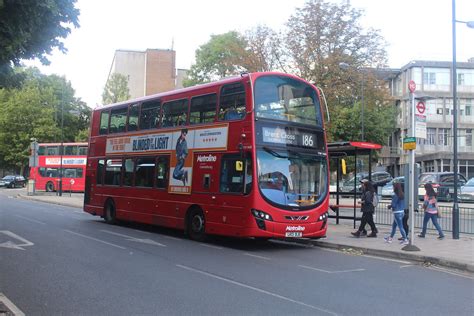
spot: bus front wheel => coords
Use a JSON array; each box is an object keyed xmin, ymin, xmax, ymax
[
  {"xmin": 187, "ymin": 208, "xmax": 206, "ymax": 242},
  {"xmin": 45, "ymin": 181, "xmax": 55, "ymax": 192},
  {"xmin": 104, "ymin": 200, "xmax": 117, "ymax": 224}
]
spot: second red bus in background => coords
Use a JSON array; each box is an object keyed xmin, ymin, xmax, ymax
[{"xmin": 29, "ymin": 142, "xmax": 88, "ymax": 192}]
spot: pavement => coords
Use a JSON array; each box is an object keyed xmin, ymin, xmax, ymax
[{"xmin": 15, "ymin": 191, "xmax": 474, "ymax": 273}]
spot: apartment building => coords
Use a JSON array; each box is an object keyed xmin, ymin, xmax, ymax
[
  {"xmin": 381, "ymin": 59, "xmax": 474, "ymax": 179},
  {"xmin": 106, "ymin": 49, "xmax": 178, "ymax": 99}
]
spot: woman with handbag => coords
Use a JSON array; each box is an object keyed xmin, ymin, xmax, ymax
[{"xmin": 418, "ymin": 183, "xmax": 445, "ymax": 240}]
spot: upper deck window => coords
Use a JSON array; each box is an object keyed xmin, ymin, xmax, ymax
[
  {"xmin": 140, "ymin": 100, "xmax": 161, "ymax": 130},
  {"xmin": 162, "ymin": 99, "xmax": 189, "ymax": 127},
  {"xmin": 219, "ymin": 83, "xmax": 246, "ymax": 121},
  {"xmin": 254, "ymin": 76, "xmax": 322, "ymax": 127},
  {"xmin": 110, "ymin": 107, "xmax": 128, "ymax": 133},
  {"xmin": 128, "ymin": 103, "xmax": 139, "ymax": 131},
  {"xmin": 99, "ymin": 111, "xmax": 109, "ymax": 135},
  {"xmin": 189, "ymin": 94, "xmax": 217, "ymax": 125}
]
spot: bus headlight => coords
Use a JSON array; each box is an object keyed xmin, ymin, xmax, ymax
[
  {"xmin": 251, "ymin": 209, "xmax": 273, "ymax": 221},
  {"xmin": 318, "ymin": 212, "xmax": 328, "ymax": 222}
]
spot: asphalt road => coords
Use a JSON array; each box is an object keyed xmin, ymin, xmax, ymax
[{"xmin": 1, "ymin": 189, "xmax": 473, "ymax": 315}]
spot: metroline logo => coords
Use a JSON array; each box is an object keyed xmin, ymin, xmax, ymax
[
  {"xmin": 197, "ymin": 154, "xmax": 217, "ymax": 162},
  {"xmin": 286, "ymin": 226, "xmax": 305, "ymax": 231}
]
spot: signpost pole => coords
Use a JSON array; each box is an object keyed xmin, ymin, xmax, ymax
[{"xmin": 403, "ymin": 81, "xmax": 420, "ymax": 251}]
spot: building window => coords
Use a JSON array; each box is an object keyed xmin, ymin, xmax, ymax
[
  {"xmin": 427, "ymin": 128, "xmax": 436, "ymax": 145},
  {"xmin": 467, "ymin": 129, "xmax": 472, "ymax": 147},
  {"xmin": 423, "ymin": 72, "xmax": 436, "ymax": 85},
  {"xmin": 438, "ymin": 128, "xmax": 450, "ymax": 146},
  {"xmin": 424, "ymin": 160, "xmax": 435, "ymax": 172},
  {"xmin": 412, "ymin": 67, "xmax": 422, "ymax": 86}
]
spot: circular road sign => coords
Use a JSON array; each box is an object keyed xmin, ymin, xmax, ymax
[
  {"xmin": 408, "ymin": 80, "xmax": 416, "ymax": 93},
  {"xmin": 416, "ymin": 101, "xmax": 426, "ymax": 114}
]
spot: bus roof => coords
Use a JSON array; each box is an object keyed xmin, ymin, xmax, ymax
[{"xmin": 95, "ymin": 71, "xmax": 315, "ymax": 111}]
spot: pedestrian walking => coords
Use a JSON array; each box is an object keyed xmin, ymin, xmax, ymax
[
  {"xmin": 351, "ymin": 179, "xmax": 378, "ymax": 238},
  {"xmin": 384, "ymin": 182, "xmax": 408, "ymax": 245},
  {"xmin": 418, "ymin": 183, "xmax": 445, "ymax": 240}
]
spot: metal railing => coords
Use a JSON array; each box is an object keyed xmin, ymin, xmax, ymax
[{"xmin": 374, "ymin": 201, "xmax": 474, "ymax": 234}]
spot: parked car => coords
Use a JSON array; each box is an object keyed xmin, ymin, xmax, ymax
[
  {"xmin": 458, "ymin": 177, "xmax": 474, "ymax": 203},
  {"xmin": 0, "ymin": 175, "xmax": 27, "ymax": 188},
  {"xmin": 339, "ymin": 171, "xmax": 393, "ymax": 195},
  {"xmin": 381, "ymin": 176, "xmax": 405, "ymax": 198},
  {"xmin": 418, "ymin": 172, "xmax": 467, "ymax": 201}
]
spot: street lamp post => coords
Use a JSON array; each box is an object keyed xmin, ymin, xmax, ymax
[{"xmin": 452, "ymin": 0, "xmax": 474, "ymax": 239}]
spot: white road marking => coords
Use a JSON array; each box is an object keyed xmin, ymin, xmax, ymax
[
  {"xmin": 0, "ymin": 231, "xmax": 34, "ymax": 250},
  {"xmin": 299, "ymin": 265, "xmax": 365, "ymax": 274},
  {"xmin": 176, "ymin": 264, "xmax": 338, "ymax": 315},
  {"xmin": 400, "ymin": 264, "xmax": 416, "ymax": 269},
  {"xmin": 161, "ymin": 235, "xmax": 181, "ymax": 241},
  {"xmin": 13, "ymin": 214, "xmax": 46, "ymax": 225},
  {"xmin": 64, "ymin": 230, "xmax": 126, "ymax": 249},
  {"xmin": 362, "ymin": 254, "xmax": 412, "ymax": 265},
  {"xmin": 0, "ymin": 293, "xmax": 25, "ymax": 316},
  {"xmin": 243, "ymin": 253, "xmax": 271, "ymax": 260},
  {"xmin": 198, "ymin": 243, "xmax": 223, "ymax": 250},
  {"xmin": 101, "ymin": 230, "xmax": 166, "ymax": 247}
]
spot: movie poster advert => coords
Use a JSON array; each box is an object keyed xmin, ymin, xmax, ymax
[{"xmin": 105, "ymin": 125, "xmax": 228, "ymax": 194}]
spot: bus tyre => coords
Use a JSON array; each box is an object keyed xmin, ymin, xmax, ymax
[
  {"xmin": 45, "ymin": 181, "xmax": 54, "ymax": 192},
  {"xmin": 104, "ymin": 200, "xmax": 117, "ymax": 225},
  {"xmin": 187, "ymin": 208, "xmax": 206, "ymax": 242}
]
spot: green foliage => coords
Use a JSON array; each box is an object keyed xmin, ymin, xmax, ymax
[
  {"xmin": 75, "ymin": 129, "xmax": 89, "ymax": 142},
  {"xmin": 102, "ymin": 73, "xmax": 131, "ymax": 105},
  {"xmin": 183, "ymin": 32, "xmax": 249, "ymax": 87},
  {"xmin": 329, "ymin": 101, "xmax": 397, "ymax": 145},
  {"xmin": 0, "ymin": 0, "xmax": 80, "ymax": 87},
  {"xmin": 0, "ymin": 67, "xmax": 91, "ymax": 172}
]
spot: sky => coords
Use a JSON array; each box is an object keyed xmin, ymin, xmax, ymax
[{"xmin": 24, "ymin": 0, "xmax": 474, "ymax": 108}]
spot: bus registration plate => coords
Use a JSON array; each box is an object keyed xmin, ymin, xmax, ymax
[{"xmin": 285, "ymin": 232, "xmax": 302, "ymax": 238}]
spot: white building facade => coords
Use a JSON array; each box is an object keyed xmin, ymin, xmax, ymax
[{"xmin": 381, "ymin": 60, "xmax": 474, "ymax": 179}]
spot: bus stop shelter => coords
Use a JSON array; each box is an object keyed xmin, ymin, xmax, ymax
[{"xmin": 328, "ymin": 141, "xmax": 382, "ymax": 227}]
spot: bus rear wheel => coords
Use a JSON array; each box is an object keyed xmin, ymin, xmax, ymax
[
  {"xmin": 104, "ymin": 200, "xmax": 117, "ymax": 225},
  {"xmin": 45, "ymin": 181, "xmax": 55, "ymax": 192},
  {"xmin": 187, "ymin": 208, "xmax": 206, "ymax": 242}
]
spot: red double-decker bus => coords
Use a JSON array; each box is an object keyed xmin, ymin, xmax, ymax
[
  {"xmin": 30, "ymin": 142, "xmax": 88, "ymax": 192},
  {"xmin": 84, "ymin": 72, "xmax": 329, "ymax": 240}
]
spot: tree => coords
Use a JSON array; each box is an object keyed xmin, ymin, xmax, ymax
[
  {"xmin": 183, "ymin": 32, "xmax": 249, "ymax": 87},
  {"xmin": 102, "ymin": 73, "xmax": 131, "ymax": 105},
  {"xmin": 0, "ymin": 67, "xmax": 91, "ymax": 173},
  {"xmin": 243, "ymin": 25, "xmax": 289, "ymax": 73},
  {"xmin": 0, "ymin": 0, "xmax": 80, "ymax": 87},
  {"xmin": 0, "ymin": 85, "xmax": 58, "ymax": 174}
]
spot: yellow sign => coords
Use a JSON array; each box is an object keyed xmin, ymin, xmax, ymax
[
  {"xmin": 403, "ymin": 137, "xmax": 416, "ymax": 150},
  {"xmin": 235, "ymin": 160, "xmax": 243, "ymax": 171}
]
